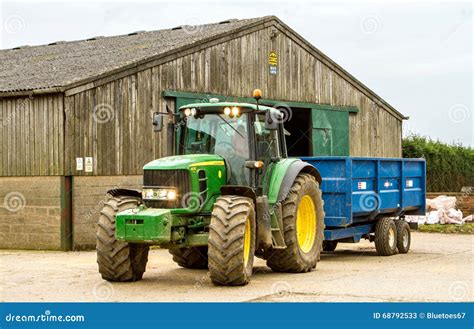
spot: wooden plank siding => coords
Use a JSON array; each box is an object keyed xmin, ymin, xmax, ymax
[
  {"xmin": 66, "ymin": 27, "xmax": 401, "ymax": 175},
  {"xmin": 0, "ymin": 94, "xmax": 64, "ymax": 176},
  {"xmin": 63, "ymin": 73, "xmax": 171, "ymax": 176},
  {"xmin": 63, "ymin": 25, "xmax": 402, "ymax": 176},
  {"xmin": 2, "ymin": 24, "xmax": 401, "ymax": 177}
]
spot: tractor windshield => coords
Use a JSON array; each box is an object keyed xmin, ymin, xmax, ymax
[{"xmin": 180, "ymin": 113, "xmax": 250, "ymax": 185}]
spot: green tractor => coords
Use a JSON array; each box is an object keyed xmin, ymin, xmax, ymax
[{"xmin": 96, "ymin": 90, "xmax": 325, "ymax": 286}]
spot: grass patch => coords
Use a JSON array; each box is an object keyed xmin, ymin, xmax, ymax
[{"xmin": 417, "ymin": 222, "xmax": 474, "ymax": 234}]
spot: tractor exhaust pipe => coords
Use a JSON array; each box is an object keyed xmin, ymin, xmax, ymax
[{"xmin": 166, "ymin": 122, "xmax": 175, "ymax": 156}]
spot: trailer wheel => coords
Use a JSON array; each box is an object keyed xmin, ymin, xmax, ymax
[
  {"xmin": 374, "ymin": 217, "xmax": 398, "ymax": 256},
  {"xmin": 395, "ymin": 220, "xmax": 411, "ymax": 253},
  {"xmin": 208, "ymin": 196, "xmax": 256, "ymax": 286},
  {"xmin": 96, "ymin": 196, "xmax": 149, "ymax": 282},
  {"xmin": 266, "ymin": 173, "xmax": 325, "ymax": 272},
  {"xmin": 169, "ymin": 247, "xmax": 208, "ymax": 269},
  {"xmin": 323, "ymin": 241, "xmax": 338, "ymax": 252}
]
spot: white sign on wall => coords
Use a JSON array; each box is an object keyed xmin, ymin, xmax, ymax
[
  {"xmin": 85, "ymin": 157, "xmax": 93, "ymax": 172},
  {"xmin": 76, "ymin": 157, "xmax": 83, "ymax": 171}
]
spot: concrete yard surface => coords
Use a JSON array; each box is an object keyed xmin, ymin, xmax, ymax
[{"xmin": 0, "ymin": 232, "xmax": 472, "ymax": 302}]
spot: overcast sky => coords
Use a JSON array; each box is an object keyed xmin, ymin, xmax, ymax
[{"xmin": 1, "ymin": 1, "xmax": 472, "ymax": 146}]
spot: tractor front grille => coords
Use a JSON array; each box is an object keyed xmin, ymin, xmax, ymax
[{"xmin": 143, "ymin": 169, "xmax": 191, "ymax": 208}]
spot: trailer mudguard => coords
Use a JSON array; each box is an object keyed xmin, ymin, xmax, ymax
[{"xmin": 267, "ymin": 158, "xmax": 322, "ymax": 205}]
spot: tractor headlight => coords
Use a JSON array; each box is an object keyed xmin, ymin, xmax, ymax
[{"xmin": 142, "ymin": 188, "xmax": 177, "ymax": 201}]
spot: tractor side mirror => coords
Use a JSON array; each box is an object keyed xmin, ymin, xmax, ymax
[
  {"xmin": 265, "ymin": 111, "xmax": 278, "ymax": 130},
  {"xmin": 152, "ymin": 112, "xmax": 163, "ymax": 132}
]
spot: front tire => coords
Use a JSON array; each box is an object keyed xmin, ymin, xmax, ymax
[
  {"xmin": 96, "ymin": 196, "xmax": 149, "ymax": 282},
  {"xmin": 169, "ymin": 247, "xmax": 208, "ymax": 269},
  {"xmin": 374, "ymin": 217, "xmax": 398, "ymax": 256},
  {"xmin": 208, "ymin": 196, "xmax": 256, "ymax": 286},
  {"xmin": 266, "ymin": 173, "xmax": 325, "ymax": 272}
]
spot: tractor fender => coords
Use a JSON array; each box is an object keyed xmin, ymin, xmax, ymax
[
  {"xmin": 220, "ymin": 185, "xmax": 256, "ymax": 205},
  {"xmin": 107, "ymin": 188, "xmax": 142, "ymax": 199},
  {"xmin": 271, "ymin": 159, "xmax": 322, "ymax": 204}
]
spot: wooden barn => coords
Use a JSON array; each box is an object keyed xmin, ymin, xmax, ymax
[{"xmin": 0, "ymin": 16, "xmax": 406, "ymax": 250}]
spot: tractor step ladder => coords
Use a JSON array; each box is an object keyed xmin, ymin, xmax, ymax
[{"xmin": 270, "ymin": 205, "xmax": 286, "ymax": 249}]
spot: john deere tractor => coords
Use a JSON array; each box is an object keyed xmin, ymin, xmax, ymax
[{"xmin": 96, "ymin": 90, "xmax": 325, "ymax": 286}]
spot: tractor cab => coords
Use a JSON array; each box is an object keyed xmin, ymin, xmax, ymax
[{"xmin": 174, "ymin": 99, "xmax": 286, "ymax": 191}]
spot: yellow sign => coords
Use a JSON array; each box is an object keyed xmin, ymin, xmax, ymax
[{"xmin": 268, "ymin": 51, "xmax": 278, "ymax": 66}]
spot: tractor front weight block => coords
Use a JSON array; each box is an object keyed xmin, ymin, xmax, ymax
[{"xmin": 115, "ymin": 208, "xmax": 172, "ymax": 243}]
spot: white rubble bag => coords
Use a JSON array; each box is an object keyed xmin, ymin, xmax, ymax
[
  {"xmin": 426, "ymin": 195, "xmax": 456, "ymax": 212},
  {"xmin": 440, "ymin": 208, "xmax": 464, "ymax": 224},
  {"xmin": 426, "ymin": 210, "xmax": 442, "ymax": 224}
]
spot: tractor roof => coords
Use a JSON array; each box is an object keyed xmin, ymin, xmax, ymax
[{"xmin": 178, "ymin": 101, "xmax": 276, "ymax": 113}]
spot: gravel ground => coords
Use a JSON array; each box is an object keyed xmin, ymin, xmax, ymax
[{"xmin": 0, "ymin": 232, "xmax": 472, "ymax": 302}]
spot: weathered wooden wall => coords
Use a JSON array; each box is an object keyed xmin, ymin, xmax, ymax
[
  {"xmin": 63, "ymin": 82, "xmax": 172, "ymax": 176},
  {"xmin": 64, "ymin": 25, "xmax": 402, "ymax": 176},
  {"xmin": 0, "ymin": 94, "xmax": 64, "ymax": 176},
  {"xmin": 1, "ymin": 24, "xmax": 402, "ymax": 178}
]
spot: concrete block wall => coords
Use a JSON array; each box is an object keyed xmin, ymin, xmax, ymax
[
  {"xmin": 0, "ymin": 177, "xmax": 62, "ymax": 250},
  {"xmin": 72, "ymin": 175, "xmax": 141, "ymax": 250}
]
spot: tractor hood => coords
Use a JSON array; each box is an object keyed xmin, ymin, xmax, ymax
[{"xmin": 143, "ymin": 154, "xmax": 225, "ymax": 170}]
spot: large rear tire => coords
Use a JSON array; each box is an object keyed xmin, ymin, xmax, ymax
[
  {"xmin": 208, "ymin": 196, "xmax": 256, "ymax": 286},
  {"xmin": 96, "ymin": 196, "xmax": 149, "ymax": 282},
  {"xmin": 266, "ymin": 173, "xmax": 325, "ymax": 272},
  {"xmin": 169, "ymin": 247, "xmax": 208, "ymax": 269},
  {"xmin": 374, "ymin": 217, "xmax": 398, "ymax": 256}
]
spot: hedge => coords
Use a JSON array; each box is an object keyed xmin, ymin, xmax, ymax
[{"xmin": 402, "ymin": 135, "xmax": 474, "ymax": 192}]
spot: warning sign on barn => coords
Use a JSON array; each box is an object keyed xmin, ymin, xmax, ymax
[{"xmin": 268, "ymin": 51, "xmax": 278, "ymax": 75}]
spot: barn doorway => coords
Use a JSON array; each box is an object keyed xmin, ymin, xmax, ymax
[{"xmin": 281, "ymin": 107, "xmax": 312, "ymax": 157}]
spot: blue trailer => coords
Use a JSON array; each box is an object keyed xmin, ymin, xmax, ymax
[{"xmin": 301, "ymin": 156, "xmax": 426, "ymax": 255}]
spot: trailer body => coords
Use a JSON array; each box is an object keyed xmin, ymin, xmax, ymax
[{"xmin": 300, "ymin": 157, "xmax": 426, "ymax": 243}]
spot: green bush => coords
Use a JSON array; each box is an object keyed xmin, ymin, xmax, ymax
[{"xmin": 402, "ymin": 135, "xmax": 474, "ymax": 192}]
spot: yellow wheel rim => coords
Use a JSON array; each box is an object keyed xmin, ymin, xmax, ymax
[
  {"xmin": 243, "ymin": 217, "xmax": 251, "ymax": 266},
  {"xmin": 296, "ymin": 195, "xmax": 317, "ymax": 253}
]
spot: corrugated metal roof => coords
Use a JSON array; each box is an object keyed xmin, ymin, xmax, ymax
[{"xmin": 0, "ymin": 17, "xmax": 265, "ymax": 93}]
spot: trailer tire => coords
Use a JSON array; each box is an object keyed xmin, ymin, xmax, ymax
[
  {"xmin": 395, "ymin": 220, "xmax": 411, "ymax": 253},
  {"xmin": 266, "ymin": 173, "xmax": 325, "ymax": 273},
  {"xmin": 374, "ymin": 217, "xmax": 398, "ymax": 256},
  {"xmin": 169, "ymin": 247, "xmax": 208, "ymax": 269},
  {"xmin": 208, "ymin": 196, "xmax": 256, "ymax": 286},
  {"xmin": 96, "ymin": 196, "xmax": 149, "ymax": 282},
  {"xmin": 323, "ymin": 241, "xmax": 338, "ymax": 252}
]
